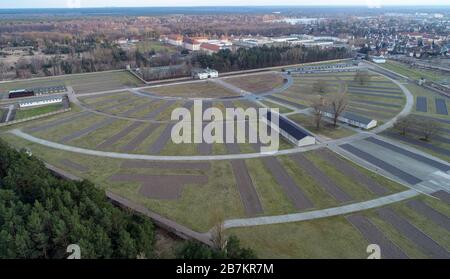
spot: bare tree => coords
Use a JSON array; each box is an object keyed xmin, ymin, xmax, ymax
[
  {"xmin": 311, "ymin": 95, "xmax": 327, "ymax": 130},
  {"xmin": 329, "ymin": 89, "xmax": 348, "ymax": 128},
  {"xmin": 210, "ymin": 210, "xmax": 227, "ymax": 251},
  {"xmin": 354, "ymin": 70, "xmax": 371, "ymax": 86},
  {"xmin": 415, "ymin": 118, "xmax": 442, "ymax": 141},
  {"xmin": 394, "ymin": 115, "xmax": 415, "ymax": 136}
]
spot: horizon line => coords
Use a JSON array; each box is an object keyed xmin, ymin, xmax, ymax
[{"xmin": 2, "ymin": 5, "xmax": 450, "ymax": 9}]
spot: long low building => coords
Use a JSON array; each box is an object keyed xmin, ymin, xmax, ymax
[
  {"xmin": 322, "ymin": 109, "xmax": 377, "ymax": 130},
  {"xmin": 19, "ymin": 96, "xmax": 63, "ymax": 108},
  {"xmin": 266, "ymin": 111, "xmax": 316, "ymax": 147}
]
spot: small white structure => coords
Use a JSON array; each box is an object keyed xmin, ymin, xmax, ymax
[
  {"xmin": 19, "ymin": 96, "xmax": 63, "ymax": 108},
  {"xmin": 192, "ymin": 68, "xmax": 219, "ymax": 80},
  {"xmin": 372, "ymin": 56, "xmax": 386, "ymax": 64},
  {"xmin": 322, "ymin": 109, "xmax": 377, "ymax": 130}
]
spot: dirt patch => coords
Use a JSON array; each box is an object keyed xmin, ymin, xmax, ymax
[{"xmin": 230, "ymin": 160, "xmax": 264, "ymax": 216}]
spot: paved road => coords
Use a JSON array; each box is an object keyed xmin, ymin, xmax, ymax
[
  {"xmin": 221, "ymin": 189, "xmax": 418, "ymax": 229},
  {"xmin": 6, "ymin": 65, "xmax": 450, "ymax": 232},
  {"xmin": 5, "ymin": 104, "xmax": 16, "ymax": 122}
]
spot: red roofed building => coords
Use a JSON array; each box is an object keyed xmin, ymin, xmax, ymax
[
  {"xmin": 166, "ymin": 34, "xmax": 183, "ymax": 46},
  {"xmin": 183, "ymin": 38, "xmax": 201, "ymax": 51},
  {"xmin": 200, "ymin": 43, "xmax": 221, "ymax": 54}
]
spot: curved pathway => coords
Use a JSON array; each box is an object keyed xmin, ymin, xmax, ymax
[{"xmin": 7, "ymin": 67, "xmax": 445, "ymax": 232}]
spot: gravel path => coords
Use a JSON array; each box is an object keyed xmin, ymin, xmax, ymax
[{"xmin": 346, "ymin": 214, "xmax": 408, "ymax": 259}]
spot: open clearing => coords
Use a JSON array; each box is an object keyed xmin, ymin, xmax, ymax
[
  {"xmin": 224, "ymin": 72, "xmax": 286, "ymax": 93},
  {"xmin": 1, "ymin": 63, "xmax": 449, "ymax": 258},
  {"xmin": 143, "ymin": 80, "xmax": 239, "ymax": 98}
]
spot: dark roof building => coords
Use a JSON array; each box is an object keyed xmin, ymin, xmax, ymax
[{"xmin": 266, "ymin": 111, "xmax": 316, "ymax": 147}]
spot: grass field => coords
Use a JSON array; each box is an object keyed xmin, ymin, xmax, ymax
[
  {"xmin": 14, "ymin": 103, "xmax": 65, "ymax": 120},
  {"xmin": 279, "ymin": 72, "xmax": 405, "ymax": 122},
  {"xmin": 383, "ymin": 82, "xmax": 450, "ymax": 162},
  {"xmin": 0, "ymin": 70, "xmax": 144, "ymax": 95},
  {"xmin": 136, "ymin": 40, "xmax": 178, "ymax": 54},
  {"xmin": 144, "ymin": 81, "xmax": 239, "ymax": 98},
  {"xmin": 224, "ymin": 73, "xmax": 285, "ymax": 93},
  {"xmin": 380, "ymin": 60, "xmax": 448, "ymax": 82}
]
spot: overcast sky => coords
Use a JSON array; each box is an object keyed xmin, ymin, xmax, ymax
[{"xmin": 0, "ymin": 0, "xmax": 448, "ymax": 9}]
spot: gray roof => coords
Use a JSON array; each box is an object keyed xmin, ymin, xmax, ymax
[{"xmin": 323, "ymin": 108, "xmax": 374, "ymax": 125}]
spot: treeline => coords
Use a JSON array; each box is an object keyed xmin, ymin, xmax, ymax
[
  {"xmin": 0, "ymin": 140, "xmax": 154, "ymax": 259},
  {"xmin": 192, "ymin": 45, "xmax": 352, "ymax": 72}
]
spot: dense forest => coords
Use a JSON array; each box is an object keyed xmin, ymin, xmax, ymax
[
  {"xmin": 0, "ymin": 140, "xmax": 155, "ymax": 259},
  {"xmin": 0, "ymin": 140, "xmax": 255, "ymax": 259},
  {"xmin": 191, "ymin": 45, "xmax": 352, "ymax": 72}
]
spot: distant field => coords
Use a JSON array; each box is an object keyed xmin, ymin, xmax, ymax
[
  {"xmin": 224, "ymin": 73, "xmax": 285, "ymax": 93},
  {"xmin": 0, "ymin": 70, "xmax": 144, "ymax": 95},
  {"xmin": 380, "ymin": 60, "xmax": 448, "ymax": 82},
  {"xmin": 136, "ymin": 41, "xmax": 178, "ymax": 54},
  {"xmin": 144, "ymin": 81, "xmax": 239, "ymax": 98}
]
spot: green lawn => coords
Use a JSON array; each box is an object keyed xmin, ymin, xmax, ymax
[{"xmin": 14, "ymin": 103, "xmax": 65, "ymax": 120}]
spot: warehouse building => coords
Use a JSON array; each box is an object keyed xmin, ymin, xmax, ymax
[
  {"xmin": 19, "ymin": 96, "xmax": 63, "ymax": 108},
  {"xmin": 322, "ymin": 109, "xmax": 377, "ymax": 130},
  {"xmin": 265, "ymin": 111, "xmax": 316, "ymax": 147}
]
